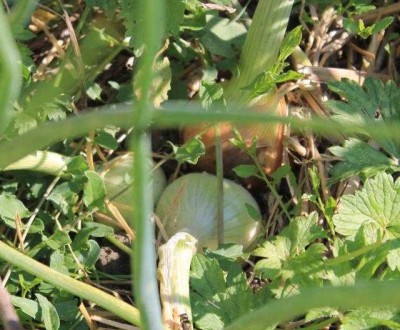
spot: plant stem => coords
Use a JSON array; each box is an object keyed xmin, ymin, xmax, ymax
[
  {"xmin": 158, "ymin": 232, "xmax": 197, "ymax": 329},
  {"xmin": 223, "ymin": 0, "xmax": 294, "ymax": 104},
  {"xmin": 0, "ymin": 240, "xmax": 141, "ymax": 326},
  {"xmin": 215, "ymin": 125, "xmax": 224, "ymax": 245},
  {"xmin": 130, "ymin": 0, "xmax": 164, "ymax": 327}
]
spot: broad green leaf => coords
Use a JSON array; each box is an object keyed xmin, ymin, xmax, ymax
[
  {"xmin": 75, "ymin": 239, "xmax": 101, "ymax": 268},
  {"xmin": 54, "ymin": 299, "xmax": 80, "ymax": 322},
  {"xmin": 48, "ymin": 182, "xmax": 80, "ymax": 215},
  {"xmin": 83, "ymin": 171, "xmax": 106, "ymax": 211},
  {"xmin": 233, "ymin": 165, "xmax": 258, "ymax": 178},
  {"xmin": 11, "ymin": 296, "xmax": 39, "ymax": 319},
  {"xmin": 201, "ymin": 14, "xmax": 246, "ymax": 58},
  {"xmin": 199, "ymin": 80, "xmax": 225, "ymax": 110},
  {"xmin": 49, "ymin": 251, "xmax": 69, "ymax": 275},
  {"xmin": 36, "ymin": 294, "xmax": 60, "ymax": 330},
  {"xmin": 0, "ymin": 194, "xmax": 31, "ymax": 223},
  {"xmin": 94, "ymin": 131, "xmax": 118, "ymax": 150},
  {"xmin": 86, "ymin": 82, "xmax": 102, "ymax": 100},
  {"xmin": 333, "ymin": 172, "xmax": 400, "ymax": 269}
]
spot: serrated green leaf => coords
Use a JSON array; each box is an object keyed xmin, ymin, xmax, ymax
[
  {"xmin": 66, "ymin": 156, "xmax": 89, "ymax": 176},
  {"xmin": 328, "ymin": 138, "xmax": 394, "ymax": 183},
  {"xmin": 341, "ymin": 307, "xmax": 400, "ymax": 330},
  {"xmin": 333, "ymin": 172, "xmax": 400, "ymax": 269},
  {"xmin": 326, "ymin": 77, "xmax": 400, "ymax": 159},
  {"xmin": 190, "ymin": 254, "xmax": 260, "ymax": 329}
]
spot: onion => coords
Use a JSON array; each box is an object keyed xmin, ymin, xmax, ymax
[
  {"xmin": 99, "ymin": 153, "xmax": 167, "ymax": 221},
  {"xmin": 155, "ymin": 172, "xmax": 261, "ymax": 250},
  {"xmin": 182, "ymin": 91, "xmax": 287, "ymax": 177},
  {"xmin": 156, "ymin": 173, "xmax": 261, "ymax": 328}
]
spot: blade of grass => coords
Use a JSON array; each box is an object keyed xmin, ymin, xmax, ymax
[
  {"xmin": 130, "ymin": 0, "xmax": 164, "ymax": 328},
  {"xmin": 225, "ymin": 281, "xmax": 400, "ymax": 330},
  {"xmin": 2, "ymin": 103, "xmax": 400, "ymax": 169},
  {"xmin": 0, "ymin": 240, "xmax": 141, "ymax": 326},
  {"xmin": 0, "ymin": 4, "xmax": 22, "ymax": 134}
]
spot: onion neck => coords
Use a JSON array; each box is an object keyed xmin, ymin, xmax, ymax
[{"xmin": 158, "ymin": 232, "xmax": 198, "ymax": 330}]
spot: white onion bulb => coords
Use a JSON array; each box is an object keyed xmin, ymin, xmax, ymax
[
  {"xmin": 99, "ymin": 153, "xmax": 167, "ymax": 219},
  {"xmin": 156, "ymin": 172, "xmax": 261, "ymax": 249}
]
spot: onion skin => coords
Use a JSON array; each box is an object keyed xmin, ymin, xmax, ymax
[
  {"xmin": 182, "ymin": 91, "xmax": 288, "ymax": 177},
  {"xmin": 155, "ymin": 172, "xmax": 261, "ymax": 250},
  {"xmin": 99, "ymin": 153, "xmax": 167, "ymax": 221}
]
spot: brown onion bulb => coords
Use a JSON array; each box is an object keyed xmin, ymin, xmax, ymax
[{"xmin": 182, "ymin": 91, "xmax": 288, "ymax": 177}]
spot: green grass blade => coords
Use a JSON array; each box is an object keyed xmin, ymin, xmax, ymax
[
  {"xmin": 225, "ymin": 281, "xmax": 400, "ymax": 330},
  {"xmin": 0, "ymin": 5, "xmax": 22, "ymax": 134},
  {"xmin": 130, "ymin": 0, "xmax": 164, "ymax": 328},
  {"xmin": 0, "ymin": 240, "xmax": 141, "ymax": 326},
  {"xmin": 2, "ymin": 103, "xmax": 400, "ymax": 169}
]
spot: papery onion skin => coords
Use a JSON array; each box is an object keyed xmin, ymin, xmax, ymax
[
  {"xmin": 155, "ymin": 172, "xmax": 261, "ymax": 250},
  {"xmin": 99, "ymin": 153, "xmax": 167, "ymax": 219}
]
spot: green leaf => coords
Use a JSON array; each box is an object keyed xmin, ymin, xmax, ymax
[
  {"xmin": 86, "ymin": 82, "xmax": 102, "ymax": 100},
  {"xmin": 328, "ymin": 138, "xmax": 394, "ymax": 183},
  {"xmin": 0, "ymin": 194, "xmax": 31, "ymax": 223},
  {"xmin": 190, "ymin": 254, "xmax": 260, "ymax": 329},
  {"xmin": 122, "ymin": 0, "xmax": 186, "ymax": 48},
  {"xmin": 75, "ymin": 239, "xmax": 101, "ymax": 268},
  {"xmin": 278, "ymin": 26, "xmax": 302, "ymax": 62},
  {"xmin": 54, "ymin": 299, "xmax": 80, "ymax": 322},
  {"xmin": 371, "ymin": 17, "xmax": 394, "ymax": 34},
  {"xmin": 83, "ymin": 171, "xmax": 107, "ymax": 211},
  {"xmin": 48, "ymin": 182, "xmax": 80, "ymax": 215},
  {"xmin": 201, "ymin": 14, "xmax": 246, "ymax": 58},
  {"xmin": 172, "ymin": 137, "xmax": 206, "ymax": 165},
  {"xmin": 341, "ymin": 307, "xmax": 400, "ymax": 330},
  {"xmin": 333, "ymin": 172, "xmax": 400, "ymax": 269},
  {"xmin": 233, "ymin": 165, "xmax": 258, "ymax": 178},
  {"xmin": 326, "ymin": 78, "xmax": 400, "ymax": 159},
  {"xmin": 36, "ymin": 294, "xmax": 60, "ymax": 330},
  {"xmin": 49, "ymin": 251, "xmax": 69, "ymax": 275},
  {"xmin": 94, "ymin": 130, "xmax": 118, "ymax": 150},
  {"xmin": 65, "ymin": 156, "xmax": 89, "ymax": 176},
  {"xmin": 11, "ymin": 296, "xmax": 39, "ymax": 319},
  {"xmin": 199, "ymin": 80, "xmax": 225, "ymax": 110}
]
